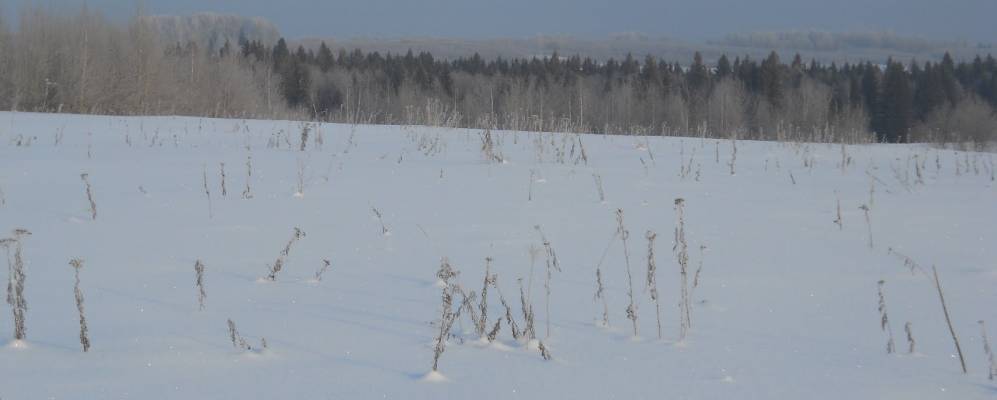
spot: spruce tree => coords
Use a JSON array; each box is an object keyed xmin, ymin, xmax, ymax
[{"xmin": 881, "ymin": 60, "xmax": 913, "ymax": 143}]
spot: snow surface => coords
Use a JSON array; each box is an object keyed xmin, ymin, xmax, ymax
[{"xmin": 0, "ymin": 111, "xmax": 996, "ymax": 399}]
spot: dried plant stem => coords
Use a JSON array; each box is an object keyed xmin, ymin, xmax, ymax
[
  {"xmin": 887, "ymin": 247, "xmax": 928, "ymax": 276},
  {"xmin": 692, "ymin": 245, "xmax": 706, "ymax": 291},
  {"xmin": 645, "ymin": 231, "xmax": 662, "ymax": 340},
  {"xmin": 592, "ymin": 230, "xmax": 619, "ymax": 327},
  {"xmin": 517, "ymin": 278, "xmax": 536, "ymax": 340},
  {"xmin": 877, "ymin": 280, "xmax": 896, "ymax": 354},
  {"xmin": 194, "ymin": 260, "xmax": 206, "ymax": 310},
  {"xmin": 616, "ymin": 210, "xmax": 638, "ymax": 337},
  {"xmin": 674, "ymin": 199, "xmax": 691, "ymax": 340},
  {"xmin": 300, "ymin": 124, "xmax": 310, "ymax": 151},
  {"xmin": 494, "ymin": 282, "xmax": 521, "ymax": 340},
  {"xmin": 219, "ymin": 162, "xmax": 227, "ymax": 197},
  {"xmin": 226, "ymin": 318, "xmax": 265, "ymax": 351},
  {"xmin": 266, "ymin": 227, "xmax": 305, "ymax": 281},
  {"xmin": 594, "ymin": 268, "xmax": 609, "ymax": 327},
  {"xmin": 535, "ymin": 225, "xmax": 560, "ymax": 339},
  {"xmin": 201, "ymin": 165, "xmax": 213, "ymax": 219},
  {"xmin": 69, "ymin": 258, "xmax": 90, "ymax": 352},
  {"xmin": 81, "ymin": 173, "xmax": 97, "ymax": 220},
  {"xmin": 431, "ymin": 258, "xmax": 458, "ymax": 372},
  {"xmin": 538, "ymin": 340, "xmax": 553, "ymax": 361},
  {"xmin": 592, "ymin": 173, "xmax": 606, "ymax": 203},
  {"xmin": 833, "ymin": 194, "xmax": 843, "ymax": 230},
  {"xmin": 314, "ymin": 259, "xmax": 332, "ymax": 281},
  {"xmin": 242, "ymin": 156, "xmax": 254, "ymax": 199},
  {"xmin": 477, "ymin": 258, "xmax": 496, "ymax": 337},
  {"xmin": 905, "ymin": 322, "xmax": 915, "ymax": 354},
  {"xmin": 372, "ymin": 207, "xmax": 390, "ymax": 236},
  {"xmin": 980, "ymin": 320, "xmax": 996, "ymax": 380},
  {"xmin": 932, "ymin": 266, "xmax": 967, "ymax": 374},
  {"xmin": 4, "ymin": 229, "xmax": 30, "ymax": 341}
]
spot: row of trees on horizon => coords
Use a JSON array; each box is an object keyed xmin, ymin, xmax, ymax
[{"xmin": 1, "ymin": 8, "xmax": 995, "ymax": 146}]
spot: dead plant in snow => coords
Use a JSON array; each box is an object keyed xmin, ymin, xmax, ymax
[
  {"xmin": 877, "ymin": 280, "xmax": 896, "ymax": 354},
  {"xmin": 615, "ymin": 210, "xmax": 638, "ymax": 337},
  {"xmin": 81, "ymin": 173, "xmax": 97, "ymax": 220},
  {"xmin": 194, "ymin": 260, "xmax": 206, "ymax": 310},
  {"xmin": 4, "ymin": 229, "xmax": 31, "ymax": 341},
  {"xmin": 68, "ymin": 258, "xmax": 90, "ymax": 352},
  {"xmin": 645, "ymin": 230, "xmax": 662, "ymax": 340},
  {"xmin": 980, "ymin": 320, "xmax": 996, "ymax": 380},
  {"xmin": 534, "ymin": 225, "xmax": 560, "ymax": 339},
  {"xmin": 266, "ymin": 227, "xmax": 305, "ymax": 281},
  {"xmin": 674, "ymin": 199, "xmax": 691, "ymax": 340},
  {"xmin": 932, "ymin": 266, "xmax": 967, "ymax": 374},
  {"xmin": 431, "ymin": 258, "xmax": 459, "ymax": 372}
]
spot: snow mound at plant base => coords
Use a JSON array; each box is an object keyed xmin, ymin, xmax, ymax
[{"xmin": 0, "ymin": 111, "xmax": 995, "ymax": 399}]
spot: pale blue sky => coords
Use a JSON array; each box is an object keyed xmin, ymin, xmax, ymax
[{"xmin": 5, "ymin": 0, "xmax": 996, "ymax": 42}]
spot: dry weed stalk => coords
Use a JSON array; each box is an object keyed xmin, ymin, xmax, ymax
[
  {"xmin": 517, "ymin": 278, "xmax": 536, "ymax": 340},
  {"xmin": 69, "ymin": 258, "xmax": 90, "ymax": 352},
  {"xmin": 535, "ymin": 225, "xmax": 560, "ymax": 339},
  {"xmin": 241, "ymin": 156, "xmax": 254, "ymax": 199},
  {"xmin": 833, "ymin": 194, "xmax": 843, "ymax": 230},
  {"xmin": 81, "ymin": 173, "xmax": 97, "ymax": 220},
  {"xmin": 932, "ymin": 266, "xmax": 967, "ymax": 373},
  {"xmin": 645, "ymin": 231, "xmax": 662, "ymax": 340},
  {"xmin": 692, "ymin": 245, "xmax": 706, "ymax": 291},
  {"xmin": 4, "ymin": 229, "xmax": 30, "ymax": 340},
  {"xmin": 226, "ymin": 318, "xmax": 266, "ymax": 352},
  {"xmin": 201, "ymin": 165, "xmax": 213, "ymax": 219},
  {"xmin": 492, "ymin": 281, "xmax": 521, "ymax": 340},
  {"xmin": 431, "ymin": 258, "xmax": 459, "ymax": 372},
  {"xmin": 194, "ymin": 260, "xmax": 206, "ymax": 310},
  {"xmin": 477, "ymin": 258, "xmax": 497, "ymax": 338},
  {"xmin": 576, "ymin": 136, "xmax": 589, "ymax": 165},
  {"xmin": 538, "ymin": 340, "xmax": 553, "ymax": 361},
  {"xmin": 300, "ymin": 124, "xmax": 310, "ymax": 152},
  {"xmin": 877, "ymin": 280, "xmax": 896, "ymax": 354},
  {"xmin": 453, "ymin": 285, "xmax": 479, "ymax": 333},
  {"xmin": 886, "ymin": 247, "xmax": 928, "ymax": 276},
  {"xmin": 314, "ymin": 259, "xmax": 332, "ymax": 281},
  {"xmin": 486, "ymin": 318, "xmax": 502, "ymax": 342},
  {"xmin": 592, "ymin": 173, "xmax": 606, "ymax": 203},
  {"xmin": 980, "ymin": 320, "xmax": 996, "ymax": 380},
  {"xmin": 674, "ymin": 199, "xmax": 691, "ymax": 340},
  {"xmin": 594, "ymin": 268, "xmax": 609, "ymax": 327},
  {"xmin": 266, "ymin": 227, "xmax": 305, "ymax": 281},
  {"xmin": 905, "ymin": 321, "xmax": 915, "ymax": 354},
  {"xmin": 372, "ymin": 207, "xmax": 390, "ymax": 236},
  {"xmin": 480, "ymin": 129, "xmax": 504, "ymax": 163},
  {"xmin": 614, "ymin": 210, "xmax": 638, "ymax": 337},
  {"xmin": 219, "ymin": 163, "xmax": 227, "ymax": 197}
]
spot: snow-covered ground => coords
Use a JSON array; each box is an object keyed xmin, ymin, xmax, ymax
[{"xmin": 1, "ymin": 111, "xmax": 995, "ymax": 399}]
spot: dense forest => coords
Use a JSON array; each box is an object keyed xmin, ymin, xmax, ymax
[{"xmin": 1, "ymin": 8, "xmax": 995, "ymax": 146}]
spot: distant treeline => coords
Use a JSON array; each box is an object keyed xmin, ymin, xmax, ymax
[
  {"xmin": 714, "ymin": 31, "xmax": 975, "ymax": 53},
  {"xmin": 2, "ymin": 8, "xmax": 996, "ymax": 145}
]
